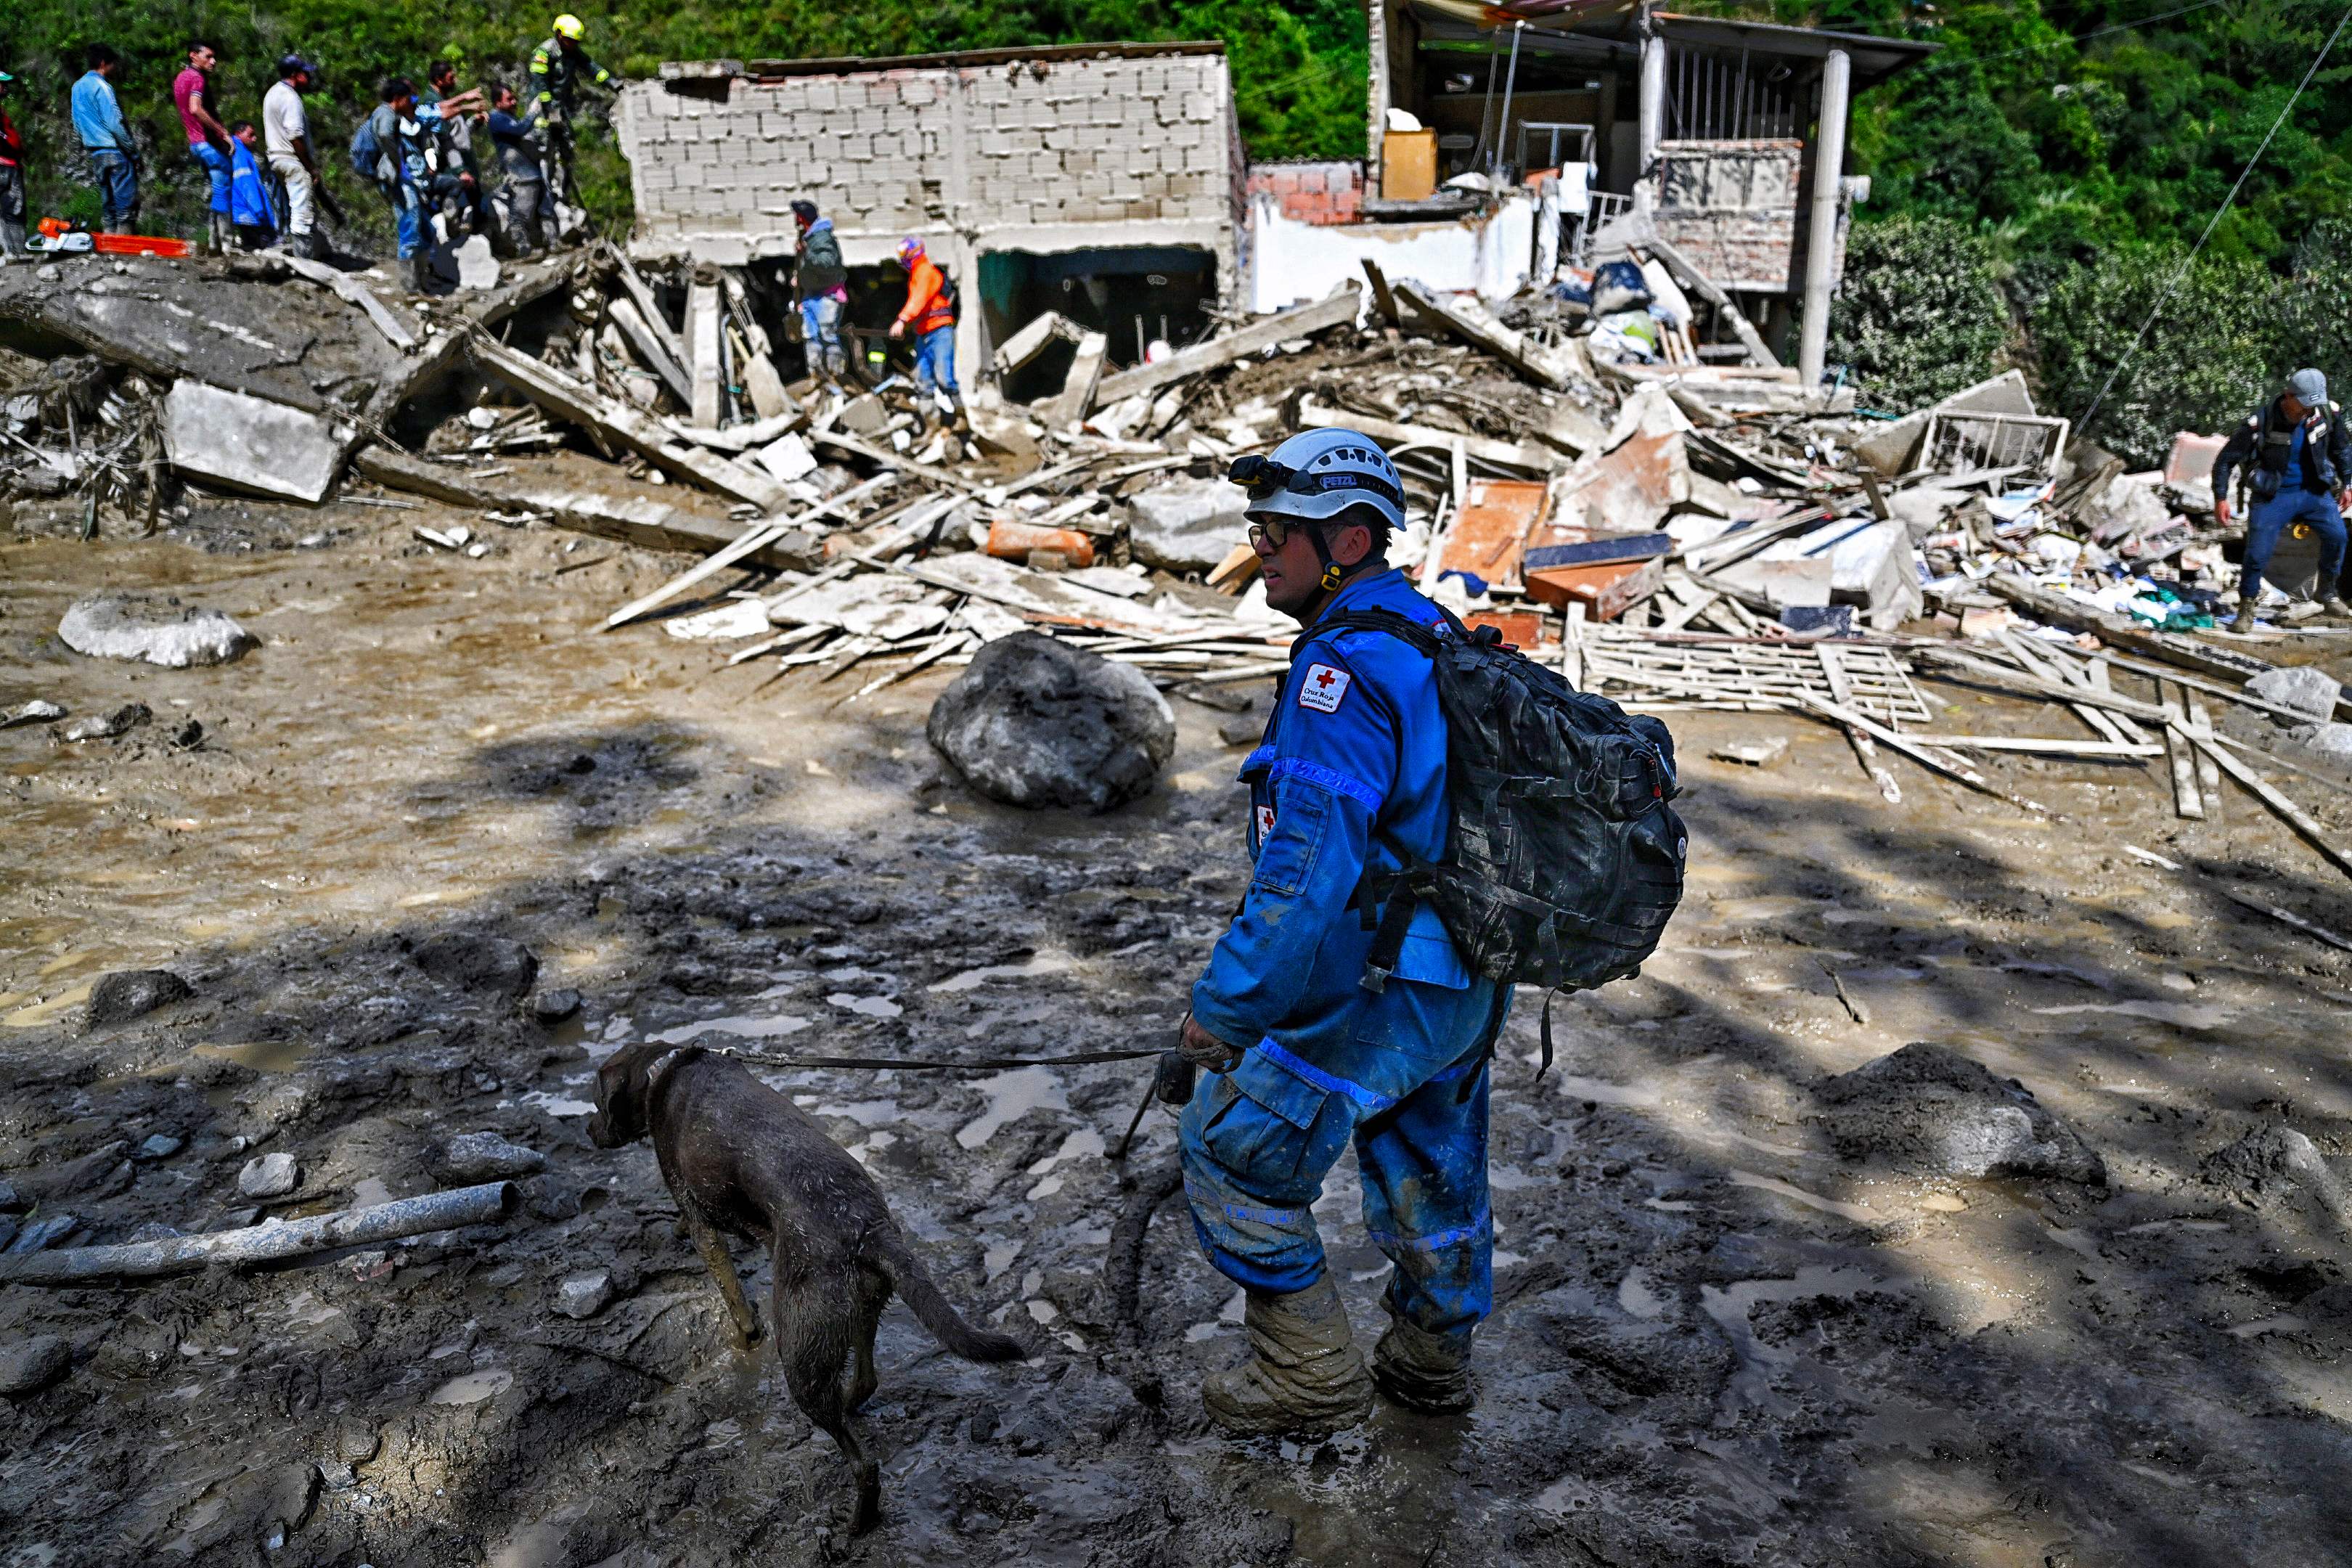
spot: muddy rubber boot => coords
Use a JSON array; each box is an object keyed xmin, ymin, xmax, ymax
[
  {"xmin": 1201, "ymin": 1274, "xmax": 1373, "ymax": 1437},
  {"xmin": 2230, "ymin": 602, "xmax": 2258, "ymax": 634},
  {"xmin": 2325, "ymin": 595, "xmax": 2352, "ymax": 618},
  {"xmin": 1371, "ymin": 1312, "xmax": 1475, "ymax": 1413}
]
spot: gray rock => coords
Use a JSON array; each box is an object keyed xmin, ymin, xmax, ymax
[
  {"xmin": 0, "ymin": 698, "xmax": 66, "ymax": 730},
  {"xmin": 1125, "ymin": 476, "xmax": 1251, "ymax": 573},
  {"xmin": 126, "ymin": 1221, "xmax": 184, "ymax": 1244},
  {"xmin": 528, "ymin": 987, "xmax": 582, "ymax": 1024},
  {"xmin": 553, "ymin": 1270, "xmax": 613, "ymax": 1320},
  {"xmin": 133, "ymin": 1133, "xmax": 185, "ymax": 1162},
  {"xmin": 7, "ymin": 1212, "xmax": 80, "ymax": 1253},
  {"xmin": 58, "ymin": 593, "xmax": 256, "ymax": 668},
  {"xmin": 2288, "ymin": 722, "xmax": 2352, "ymax": 761},
  {"xmin": 410, "ymin": 933, "xmax": 539, "ymax": 998},
  {"xmin": 237, "ymin": 1151, "xmax": 300, "ymax": 1199},
  {"xmin": 927, "ymin": 632, "xmax": 1176, "ymax": 812},
  {"xmin": 0, "ymin": 1336, "xmax": 70, "ymax": 1396},
  {"xmin": 0, "ymin": 1178, "xmax": 20, "ymax": 1212},
  {"xmin": 1813, "ymin": 1042, "xmax": 2107, "ymax": 1184},
  {"xmin": 2248, "ymin": 664, "xmax": 2343, "ymax": 722},
  {"xmin": 61, "ymin": 702, "xmax": 151, "ymax": 742},
  {"xmin": 2200, "ymin": 1124, "xmax": 2348, "ymax": 1218},
  {"xmin": 87, "ymin": 968, "xmax": 192, "ymax": 1027},
  {"xmin": 0, "ymin": 1217, "xmax": 15, "ymax": 1251},
  {"xmin": 439, "ymin": 1132, "xmax": 546, "ymax": 1183}
]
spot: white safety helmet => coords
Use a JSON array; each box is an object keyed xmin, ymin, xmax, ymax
[{"xmin": 1226, "ymin": 427, "xmax": 1407, "ymax": 536}]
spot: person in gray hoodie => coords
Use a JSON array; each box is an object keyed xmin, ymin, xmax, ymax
[{"xmin": 791, "ymin": 200, "xmax": 848, "ymax": 382}]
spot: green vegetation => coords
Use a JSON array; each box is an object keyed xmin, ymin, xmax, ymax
[{"xmin": 4, "ymin": 0, "xmax": 2349, "ymax": 455}]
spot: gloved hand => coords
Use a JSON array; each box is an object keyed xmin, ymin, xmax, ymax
[
  {"xmin": 1178, "ymin": 1013, "xmax": 1244, "ymax": 1074},
  {"xmin": 1153, "ymin": 1050, "xmax": 1196, "ymax": 1108}
]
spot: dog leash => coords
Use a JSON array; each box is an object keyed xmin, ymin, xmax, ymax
[{"xmin": 710, "ymin": 1044, "xmax": 1164, "ymax": 1073}]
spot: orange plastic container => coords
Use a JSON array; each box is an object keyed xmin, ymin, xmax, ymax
[
  {"xmin": 985, "ymin": 518, "xmax": 1095, "ymax": 570},
  {"xmin": 94, "ymin": 234, "xmax": 194, "ymax": 258}
]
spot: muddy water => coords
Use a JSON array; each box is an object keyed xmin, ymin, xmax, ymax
[{"xmin": 4, "ymin": 502, "xmax": 2352, "ymax": 1566}]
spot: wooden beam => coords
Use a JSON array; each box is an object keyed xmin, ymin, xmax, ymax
[
  {"xmin": 1090, "ymin": 284, "xmax": 1362, "ymax": 408},
  {"xmin": 1983, "ymin": 574, "xmax": 2340, "ymax": 708},
  {"xmin": 600, "ymin": 473, "xmax": 895, "ymax": 631},
  {"xmin": 1297, "ymin": 401, "xmax": 1553, "ymax": 471},
  {"xmin": 1389, "ymin": 279, "xmax": 1579, "ymax": 390},
  {"xmin": 2188, "ymin": 730, "xmax": 2352, "ymax": 881},
  {"xmin": 468, "ymin": 335, "xmax": 790, "ymax": 513}
]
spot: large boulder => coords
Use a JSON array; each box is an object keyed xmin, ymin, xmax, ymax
[
  {"xmin": 2199, "ymin": 1124, "xmax": 2348, "ymax": 1222},
  {"xmin": 86, "ymin": 969, "xmax": 192, "ymax": 1028},
  {"xmin": 1812, "ymin": 1042, "xmax": 2106, "ymax": 1185},
  {"xmin": 1125, "ymin": 476, "xmax": 1250, "ymax": 574},
  {"xmin": 58, "ymin": 594, "xmax": 255, "ymax": 668},
  {"xmin": 926, "ymin": 633, "xmax": 1176, "ymax": 812}
]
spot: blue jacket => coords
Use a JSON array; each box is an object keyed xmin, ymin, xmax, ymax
[
  {"xmin": 1191, "ymin": 568, "xmax": 1478, "ymax": 1106},
  {"xmin": 71, "ymin": 72, "xmax": 134, "ymax": 153},
  {"xmin": 228, "ymin": 141, "xmax": 275, "ymax": 230}
]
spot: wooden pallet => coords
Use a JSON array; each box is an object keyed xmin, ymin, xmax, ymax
[{"xmin": 1583, "ymin": 630, "xmax": 1932, "ymax": 728}]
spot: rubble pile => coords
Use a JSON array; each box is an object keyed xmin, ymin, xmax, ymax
[{"xmin": 4, "ymin": 232, "xmax": 2347, "ymax": 886}]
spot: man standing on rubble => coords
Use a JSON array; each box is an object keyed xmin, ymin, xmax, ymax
[
  {"xmin": 2213, "ymin": 367, "xmax": 2352, "ymax": 632},
  {"xmin": 791, "ymin": 200, "xmax": 849, "ymax": 383},
  {"xmin": 174, "ymin": 43, "xmax": 236, "ymax": 254},
  {"xmin": 1162, "ymin": 428, "xmax": 1508, "ymax": 1437},
  {"xmin": 485, "ymin": 83, "xmax": 552, "ymax": 257},
  {"xmin": 0, "ymin": 72, "xmax": 25, "ymax": 258},
  {"xmin": 528, "ymin": 15, "xmax": 613, "ymax": 214},
  {"xmin": 72, "ymin": 46, "xmax": 139, "ymax": 235},
  {"xmin": 263, "ymin": 57, "xmax": 323, "ymax": 259},
  {"xmin": 368, "ymin": 78, "xmax": 454, "ymax": 295},
  {"xmin": 887, "ymin": 237, "xmax": 959, "ymax": 428}
]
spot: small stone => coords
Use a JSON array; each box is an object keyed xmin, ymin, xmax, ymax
[
  {"xmin": 0, "ymin": 1179, "xmax": 20, "ymax": 1213},
  {"xmin": 521, "ymin": 1175, "xmax": 581, "ymax": 1222},
  {"xmin": 528, "ymin": 987, "xmax": 582, "ymax": 1024},
  {"xmin": 438, "ymin": 1132, "xmax": 546, "ymax": 1183},
  {"xmin": 0, "ymin": 1336, "xmax": 71, "ymax": 1396},
  {"xmin": 410, "ymin": 933, "xmax": 539, "ymax": 999},
  {"xmin": 0, "ymin": 698, "xmax": 67, "ymax": 729},
  {"xmin": 87, "ymin": 969, "xmax": 193, "ymax": 1027},
  {"xmin": 7, "ymin": 1213, "xmax": 79, "ymax": 1254},
  {"xmin": 1217, "ymin": 716, "xmax": 1263, "ymax": 748},
  {"xmin": 238, "ymin": 1152, "xmax": 301, "ymax": 1199},
  {"xmin": 126, "ymin": 1221, "xmax": 184, "ymax": 1244},
  {"xmin": 61, "ymin": 702, "xmax": 152, "ymax": 743},
  {"xmin": 134, "ymin": 1133, "xmax": 185, "ymax": 1162},
  {"xmin": 553, "ymin": 1270, "xmax": 613, "ymax": 1320}
]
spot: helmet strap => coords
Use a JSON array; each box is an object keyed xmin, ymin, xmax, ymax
[{"xmin": 1302, "ymin": 520, "xmax": 1357, "ymax": 620}]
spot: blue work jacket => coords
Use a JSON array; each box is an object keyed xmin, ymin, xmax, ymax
[{"xmin": 1191, "ymin": 568, "xmax": 1480, "ymax": 1114}]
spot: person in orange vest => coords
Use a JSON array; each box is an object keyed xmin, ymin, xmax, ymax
[{"xmin": 886, "ymin": 236, "xmax": 960, "ymax": 428}]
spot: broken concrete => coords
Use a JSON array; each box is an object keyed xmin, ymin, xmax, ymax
[
  {"xmin": 57, "ymin": 593, "xmax": 255, "ymax": 668},
  {"xmin": 162, "ymin": 380, "xmax": 348, "ymax": 505},
  {"xmin": 1124, "ymin": 476, "xmax": 1251, "ymax": 574}
]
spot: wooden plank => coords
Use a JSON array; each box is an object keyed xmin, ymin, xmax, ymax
[
  {"xmin": 1638, "ymin": 229, "xmax": 1779, "ymax": 369},
  {"xmin": 2187, "ymin": 731, "xmax": 2352, "ymax": 881},
  {"xmin": 469, "ymin": 335, "xmax": 790, "ymax": 512},
  {"xmin": 2188, "ymin": 691, "xmax": 2223, "ymax": 821},
  {"xmin": 2157, "ymin": 680, "xmax": 2207, "ymax": 820},
  {"xmin": 1296, "ymin": 401, "xmax": 1550, "ymax": 471},
  {"xmin": 1818, "ymin": 645, "xmax": 1901, "ymax": 804},
  {"xmin": 611, "ymin": 248, "xmax": 690, "ymax": 370},
  {"xmin": 810, "ymin": 428, "xmax": 987, "ymax": 494},
  {"xmin": 1091, "ymin": 284, "xmax": 1361, "ymax": 407},
  {"xmin": 1391, "ymin": 279, "xmax": 1579, "ymax": 389},
  {"xmin": 1796, "ymin": 690, "xmax": 2048, "ymax": 814},
  {"xmin": 1985, "ymin": 574, "xmax": 2343, "ymax": 711},
  {"xmin": 600, "ymin": 473, "xmax": 895, "ymax": 632},
  {"xmin": 686, "ymin": 278, "xmax": 725, "ymax": 429},
  {"xmin": 608, "ymin": 295, "xmax": 694, "ymax": 407},
  {"xmin": 351, "ymin": 445, "xmax": 822, "ymax": 571},
  {"xmin": 1900, "ymin": 735, "xmax": 2165, "ymax": 757},
  {"xmin": 1359, "ymin": 257, "xmax": 1400, "ymax": 327}
]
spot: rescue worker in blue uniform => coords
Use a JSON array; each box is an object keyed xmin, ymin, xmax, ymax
[
  {"xmin": 2213, "ymin": 367, "xmax": 2352, "ymax": 632},
  {"xmin": 1165, "ymin": 427, "xmax": 1508, "ymax": 1436}
]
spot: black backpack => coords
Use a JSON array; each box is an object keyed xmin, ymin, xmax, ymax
[{"xmin": 1312, "ymin": 608, "xmax": 1688, "ymax": 1074}]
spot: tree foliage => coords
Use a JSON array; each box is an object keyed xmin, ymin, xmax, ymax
[{"xmin": 1829, "ymin": 215, "xmax": 2009, "ymax": 411}]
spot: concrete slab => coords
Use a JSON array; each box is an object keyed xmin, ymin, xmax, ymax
[{"xmin": 162, "ymin": 380, "xmax": 346, "ymax": 505}]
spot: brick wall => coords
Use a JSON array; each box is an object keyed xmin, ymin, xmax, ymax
[
  {"xmin": 1244, "ymin": 160, "xmax": 1365, "ymax": 226},
  {"xmin": 1649, "ymin": 139, "xmax": 1808, "ymax": 294},
  {"xmin": 616, "ymin": 49, "xmax": 1239, "ymax": 271}
]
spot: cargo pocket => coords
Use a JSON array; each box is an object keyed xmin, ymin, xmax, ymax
[
  {"xmin": 1198, "ymin": 1049, "xmax": 1353, "ymax": 1185},
  {"xmin": 1249, "ymin": 784, "xmax": 1329, "ymax": 899}
]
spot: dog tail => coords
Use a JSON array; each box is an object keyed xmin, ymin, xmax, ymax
[{"xmin": 877, "ymin": 1236, "xmax": 1026, "ymax": 1363}]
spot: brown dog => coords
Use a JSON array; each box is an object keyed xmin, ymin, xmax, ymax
[{"xmin": 587, "ymin": 1040, "xmax": 1024, "ymax": 1535}]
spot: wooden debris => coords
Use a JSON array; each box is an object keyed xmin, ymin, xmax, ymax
[
  {"xmin": 1090, "ymin": 284, "xmax": 1361, "ymax": 409},
  {"xmin": 600, "ymin": 473, "xmax": 894, "ymax": 631}
]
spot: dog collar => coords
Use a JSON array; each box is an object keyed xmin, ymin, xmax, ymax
[{"xmin": 642, "ymin": 1044, "xmax": 695, "ymax": 1095}]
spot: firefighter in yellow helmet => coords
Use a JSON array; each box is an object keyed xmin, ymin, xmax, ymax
[{"xmin": 527, "ymin": 14, "xmax": 614, "ymax": 211}]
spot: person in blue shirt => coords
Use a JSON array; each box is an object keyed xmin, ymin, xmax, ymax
[
  {"xmin": 1165, "ymin": 427, "xmax": 1509, "ymax": 1436},
  {"xmin": 71, "ymin": 46, "xmax": 139, "ymax": 234},
  {"xmin": 226, "ymin": 123, "xmax": 277, "ymax": 250}
]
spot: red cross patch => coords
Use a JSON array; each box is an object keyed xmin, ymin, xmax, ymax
[
  {"xmin": 1255, "ymin": 804, "xmax": 1277, "ymax": 838},
  {"xmin": 1298, "ymin": 663, "xmax": 1351, "ymax": 714}
]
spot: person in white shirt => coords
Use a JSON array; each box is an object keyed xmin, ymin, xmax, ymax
[{"xmin": 263, "ymin": 55, "xmax": 322, "ymax": 258}]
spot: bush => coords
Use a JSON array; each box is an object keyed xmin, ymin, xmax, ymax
[{"xmin": 1829, "ymin": 215, "xmax": 2011, "ymax": 412}]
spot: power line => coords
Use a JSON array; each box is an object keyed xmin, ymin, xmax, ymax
[
  {"xmin": 1918, "ymin": 0, "xmax": 2235, "ymax": 69},
  {"xmin": 2075, "ymin": 0, "xmax": 2352, "ymax": 431}
]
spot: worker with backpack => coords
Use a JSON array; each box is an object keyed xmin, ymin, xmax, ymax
[{"xmin": 1164, "ymin": 428, "xmax": 1686, "ymax": 1437}]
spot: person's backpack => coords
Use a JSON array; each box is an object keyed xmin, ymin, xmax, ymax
[
  {"xmin": 935, "ymin": 265, "xmax": 960, "ymax": 318},
  {"xmin": 1313, "ymin": 608, "xmax": 1687, "ymax": 1072},
  {"xmin": 348, "ymin": 116, "xmax": 383, "ymax": 179}
]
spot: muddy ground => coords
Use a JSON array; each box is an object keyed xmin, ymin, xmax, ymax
[{"xmin": 4, "ymin": 491, "xmax": 2351, "ymax": 1568}]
